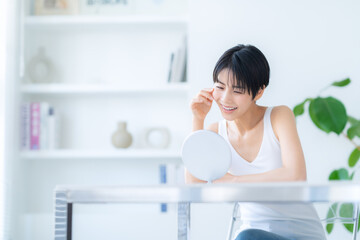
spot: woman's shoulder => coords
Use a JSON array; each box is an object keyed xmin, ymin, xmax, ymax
[
  {"xmin": 270, "ymin": 105, "xmax": 295, "ymax": 120},
  {"xmin": 270, "ymin": 105, "xmax": 297, "ymax": 138}
]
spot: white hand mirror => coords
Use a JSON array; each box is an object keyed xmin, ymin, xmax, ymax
[{"xmin": 181, "ymin": 130, "xmax": 232, "ymax": 183}]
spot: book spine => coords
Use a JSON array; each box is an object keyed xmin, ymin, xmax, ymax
[
  {"xmin": 48, "ymin": 107, "xmax": 57, "ymax": 150},
  {"xmin": 30, "ymin": 102, "xmax": 40, "ymax": 150},
  {"xmin": 180, "ymin": 36, "xmax": 187, "ymax": 82},
  {"xmin": 170, "ymin": 36, "xmax": 187, "ymax": 83},
  {"xmin": 40, "ymin": 102, "xmax": 49, "ymax": 150},
  {"xmin": 167, "ymin": 52, "xmax": 175, "ymax": 83},
  {"xmin": 170, "ymin": 48, "xmax": 180, "ymax": 83},
  {"xmin": 20, "ymin": 103, "xmax": 30, "ymax": 150},
  {"xmin": 177, "ymin": 36, "xmax": 187, "ymax": 83},
  {"xmin": 159, "ymin": 164, "xmax": 167, "ymax": 213}
]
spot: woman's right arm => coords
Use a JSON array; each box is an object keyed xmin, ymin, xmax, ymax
[{"xmin": 185, "ymin": 87, "xmax": 215, "ymax": 184}]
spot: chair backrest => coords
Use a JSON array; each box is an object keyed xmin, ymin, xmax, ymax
[
  {"xmin": 319, "ymin": 202, "xmax": 359, "ymax": 240},
  {"xmin": 226, "ymin": 202, "xmax": 360, "ymax": 240}
]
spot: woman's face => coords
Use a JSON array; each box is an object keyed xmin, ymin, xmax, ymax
[{"xmin": 212, "ymin": 69, "xmax": 256, "ymax": 120}]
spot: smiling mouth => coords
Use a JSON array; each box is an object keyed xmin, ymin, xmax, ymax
[{"xmin": 221, "ymin": 104, "xmax": 238, "ymax": 111}]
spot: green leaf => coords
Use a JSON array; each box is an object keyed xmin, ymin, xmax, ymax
[
  {"xmin": 339, "ymin": 203, "xmax": 360, "ymax": 233},
  {"xmin": 293, "ymin": 98, "xmax": 312, "ymax": 117},
  {"xmin": 348, "ymin": 116, "xmax": 360, "ymax": 126},
  {"xmin": 331, "ymin": 78, "xmax": 351, "ymax": 87},
  {"xmin": 350, "ymin": 172, "xmax": 355, "ymax": 180},
  {"xmin": 338, "ymin": 168, "xmax": 350, "ymax": 180},
  {"xmin": 347, "ymin": 123, "xmax": 360, "ymax": 140},
  {"xmin": 347, "ymin": 116, "xmax": 360, "ymax": 139},
  {"xmin": 326, "ymin": 223, "xmax": 334, "ymax": 234},
  {"xmin": 309, "ymin": 97, "xmax": 347, "ymax": 135},
  {"xmin": 326, "ymin": 203, "xmax": 338, "ymax": 234},
  {"xmin": 294, "ymin": 103, "xmax": 305, "ymax": 117},
  {"xmin": 329, "ymin": 170, "xmax": 339, "ymax": 180},
  {"xmin": 329, "ymin": 168, "xmax": 350, "ymax": 181},
  {"xmin": 349, "ymin": 148, "xmax": 360, "ymax": 167}
]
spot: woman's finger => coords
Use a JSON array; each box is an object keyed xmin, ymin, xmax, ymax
[
  {"xmin": 192, "ymin": 96, "xmax": 211, "ymax": 106},
  {"xmin": 197, "ymin": 94, "xmax": 212, "ymax": 103},
  {"xmin": 203, "ymin": 87, "xmax": 214, "ymax": 92},
  {"xmin": 199, "ymin": 90, "xmax": 214, "ymax": 101}
]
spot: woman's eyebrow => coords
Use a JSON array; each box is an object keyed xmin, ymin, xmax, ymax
[
  {"xmin": 216, "ymin": 80, "xmax": 242, "ymax": 89},
  {"xmin": 216, "ymin": 80, "xmax": 225, "ymax": 85}
]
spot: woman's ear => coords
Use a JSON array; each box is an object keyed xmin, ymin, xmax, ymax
[{"xmin": 254, "ymin": 85, "xmax": 266, "ymax": 101}]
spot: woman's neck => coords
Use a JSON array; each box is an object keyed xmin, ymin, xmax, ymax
[{"xmin": 231, "ymin": 105, "xmax": 266, "ymax": 136}]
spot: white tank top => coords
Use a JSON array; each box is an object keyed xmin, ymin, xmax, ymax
[{"xmin": 218, "ymin": 107, "xmax": 326, "ymax": 240}]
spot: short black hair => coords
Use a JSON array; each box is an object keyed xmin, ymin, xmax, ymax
[{"xmin": 213, "ymin": 44, "xmax": 270, "ymax": 99}]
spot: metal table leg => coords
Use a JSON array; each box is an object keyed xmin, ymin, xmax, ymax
[
  {"xmin": 178, "ymin": 203, "xmax": 190, "ymax": 240},
  {"xmin": 353, "ymin": 203, "xmax": 359, "ymax": 240},
  {"xmin": 55, "ymin": 191, "xmax": 72, "ymax": 240}
]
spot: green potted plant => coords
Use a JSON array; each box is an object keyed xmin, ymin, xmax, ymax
[{"xmin": 293, "ymin": 78, "xmax": 360, "ymax": 235}]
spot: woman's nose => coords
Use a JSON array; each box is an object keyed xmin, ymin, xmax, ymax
[{"xmin": 220, "ymin": 89, "xmax": 232, "ymax": 102}]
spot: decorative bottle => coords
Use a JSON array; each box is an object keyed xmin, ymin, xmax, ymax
[{"xmin": 111, "ymin": 121, "xmax": 133, "ymax": 148}]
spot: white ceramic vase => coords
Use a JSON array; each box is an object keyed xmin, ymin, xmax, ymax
[
  {"xmin": 27, "ymin": 47, "xmax": 54, "ymax": 83},
  {"xmin": 111, "ymin": 121, "xmax": 133, "ymax": 148}
]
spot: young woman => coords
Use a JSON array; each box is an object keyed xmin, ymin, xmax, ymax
[{"xmin": 186, "ymin": 44, "xmax": 326, "ymax": 240}]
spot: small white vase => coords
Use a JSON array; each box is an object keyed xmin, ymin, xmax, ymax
[
  {"xmin": 111, "ymin": 121, "xmax": 132, "ymax": 148},
  {"xmin": 27, "ymin": 47, "xmax": 54, "ymax": 84}
]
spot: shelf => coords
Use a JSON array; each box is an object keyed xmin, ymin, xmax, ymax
[
  {"xmin": 20, "ymin": 83, "xmax": 189, "ymax": 95},
  {"xmin": 20, "ymin": 149, "xmax": 182, "ymax": 160},
  {"xmin": 24, "ymin": 15, "xmax": 188, "ymax": 28}
]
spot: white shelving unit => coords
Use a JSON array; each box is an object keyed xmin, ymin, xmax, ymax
[
  {"xmin": 24, "ymin": 15, "xmax": 189, "ymax": 26},
  {"xmin": 21, "ymin": 12, "xmax": 190, "ymax": 155},
  {"xmin": 21, "ymin": 82, "xmax": 189, "ymax": 95},
  {"xmin": 16, "ymin": 2, "xmax": 190, "ymax": 239}
]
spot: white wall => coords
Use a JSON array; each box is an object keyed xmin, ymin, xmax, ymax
[{"xmin": 187, "ymin": 0, "xmax": 360, "ymax": 239}]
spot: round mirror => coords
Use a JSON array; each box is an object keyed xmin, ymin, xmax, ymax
[{"xmin": 181, "ymin": 130, "xmax": 232, "ymax": 183}]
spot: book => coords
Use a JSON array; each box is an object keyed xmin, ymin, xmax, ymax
[
  {"xmin": 40, "ymin": 102, "xmax": 50, "ymax": 150},
  {"xmin": 159, "ymin": 164, "xmax": 167, "ymax": 213},
  {"xmin": 167, "ymin": 52, "xmax": 175, "ymax": 83},
  {"xmin": 47, "ymin": 107, "xmax": 57, "ymax": 150},
  {"xmin": 176, "ymin": 36, "xmax": 187, "ymax": 83},
  {"xmin": 21, "ymin": 102, "xmax": 57, "ymax": 151},
  {"xmin": 30, "ymin": 103, "xmax": 40, "ymax": 150},
  {"xmin": 169, "ymin": 49, "xmax": 179, "ymax": 83},
  {"xmin": 20, "ymin": 103, "xmax": 31, "ymax": 150},
  {"xmin": 169, "ymin": 36, "xmax": 187, "ymax": 83}
]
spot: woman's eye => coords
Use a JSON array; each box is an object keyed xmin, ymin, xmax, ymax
[
  {"xmin": 234, "ymin": 89, "xmax": 245, "ymax": 94},
  {"xmin": 216, "ymin": 86, "xmax": 224, "ymax": 90}
]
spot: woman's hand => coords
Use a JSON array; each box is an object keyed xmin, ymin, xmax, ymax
[
  {"xmin": 213, "ymin": 173, "xmax": 237, "ymax": 183},
  {"xmin": 190, "ymin": 87, "xmax": 214, "ymax": 121}
]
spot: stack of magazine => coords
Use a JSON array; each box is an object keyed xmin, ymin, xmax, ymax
[{"xmin": 20, "ymin": 102, "xmax": 57, "ymax": 151}]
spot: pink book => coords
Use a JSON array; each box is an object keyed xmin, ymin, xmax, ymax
[{"xmin": 30, "ymin": 102, "xmax": 40, "ymax": 150}]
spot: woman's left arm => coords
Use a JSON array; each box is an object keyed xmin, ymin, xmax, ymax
[{"xmin": 213, "ymin": 105, "xmax": 307, "ymax": 183}]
